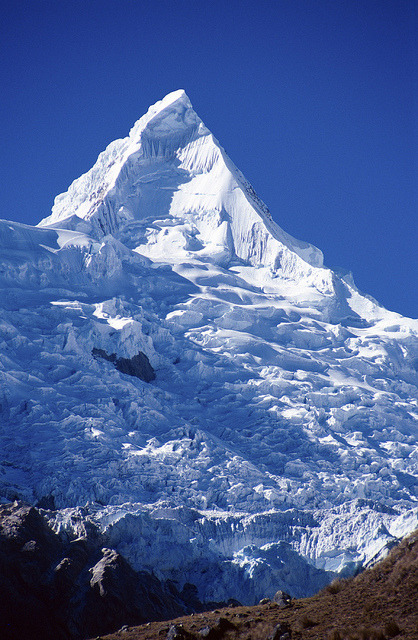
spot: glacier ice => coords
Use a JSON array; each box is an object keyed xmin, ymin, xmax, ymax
[{"xmin": 0, "ymin": 90, "xmax": 417, "ymax": 604}]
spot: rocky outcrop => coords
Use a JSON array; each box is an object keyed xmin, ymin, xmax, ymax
[
  {"xmin": 0, "ymin": 502, "xmax": 204, "ymax": 640},
  {"xmin": 0, "ymin": 502, "xmax": 65, "ymax": 640},
  {"xmin": 272, "ymin": 590, "xmax": 292, "ymax": 608},
  {"xmin": 269, "ymin": 623, "xmax": 291, "ymax": 640},
  {"xmin": 83, "ymin": 548, "xmax": 189, "ymax": 638},
  {"xmin": 115, "ymin": 352, "xmax": 156, "ymax": 382},
  {"xmin": 92, "ymin": 347, "xmax": 156, "ymax": 382}
]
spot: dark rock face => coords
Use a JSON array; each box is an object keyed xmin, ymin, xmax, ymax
[
  {"xmin": 269, "ymin": 622, "xmax": 291, "ymax": 640},
  {"xmin": 83, "ymin": 548, "xmax": 187, "ymax": 638},
  {"xmin": 0, "ymin": 502, "xmax": 65, "ymax": 640},
  {"xmin": 166, "ymin": 624, "xmax": 190, "ymax": 640},
  {"xmin": 92, "ymin": 348, "xmax": 156, "ymax": 382},
  {"xmin": 0, "ymin": 501, "xmax": 202, "ymax": 640},
  {"xmin": 197, "ymin": 617, "xmax": 236, "ymax": 639},
  {"xmin": 272, "ymin": 590, "xmax": 292, "ymax": 608},
  {"xmin": 115, "ymin": 352, "xmax": 156, "ymax": 381}
]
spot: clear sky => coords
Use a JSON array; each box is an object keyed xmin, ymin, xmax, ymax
[{"xmin": 1, "ymin": 0, "xmax": 416, "ymax": 317}]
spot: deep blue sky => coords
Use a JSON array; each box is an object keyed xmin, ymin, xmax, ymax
[{"xmin": 1, "ymin": 0, "xmax": 416, "ymax": 317}]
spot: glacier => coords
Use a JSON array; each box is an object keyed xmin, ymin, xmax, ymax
[{"xmin": 0, "ymin": 89, "xmax": 417, "ymax": 604}]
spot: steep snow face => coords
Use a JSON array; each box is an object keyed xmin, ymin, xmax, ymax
[{"xmin": 2, "ymin": 91, "xmax": 418, "ymax": 604}]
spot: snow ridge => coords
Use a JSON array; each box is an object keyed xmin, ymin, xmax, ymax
[{"xmin": 1, "ymin": 91, "xmax": 417, "ymax": 604}]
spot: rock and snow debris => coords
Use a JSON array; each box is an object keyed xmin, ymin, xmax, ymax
[{"xmin": 0, "ymin": 90, "xmax": 417, "ymax": 603}]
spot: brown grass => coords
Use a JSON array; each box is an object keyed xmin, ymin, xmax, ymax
[
  {"xmin": 298, "ymin": 614, "xmax": 317, "ymax": 629},
  {"xmin": 325, "ymin": 577, "xmax": 348, "ymax": 595},
  {"xmin": 383, "ymin": 620, "xmax": 401, "ymax": 637}
]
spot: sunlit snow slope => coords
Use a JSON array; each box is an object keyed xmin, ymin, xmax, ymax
[{"xmin": 1, "ymin": 90, "xmax": 417, "ymax": 603}]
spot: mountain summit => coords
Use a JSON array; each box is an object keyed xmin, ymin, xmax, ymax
[
  {"xmin": 39, "ymin": 90, "xmax": 323, "ymax": 273},
  {"xmin": 0, "ymin": 92, "xmax": 417, "ymax": 611}
]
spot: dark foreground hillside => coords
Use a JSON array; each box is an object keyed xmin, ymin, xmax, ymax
[
  {"xmin": 100, "ymin": 530, "xmax": 418, "ymax": 640},
  {"xmin": 0, "ymin": 502, "xmax": 210, "ymax": 640}
]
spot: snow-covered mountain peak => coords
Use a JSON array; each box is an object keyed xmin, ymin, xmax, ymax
[
  {"xmin": 128, "ymin": 89, "xmax": 204, "ymax": 147},
  {"xmin": 132, "ymin": 88, "xmax": 193, "ymax": 128},
  {"xmin": 38, "ymin": 91, "xmax": 324, "ymax": 276},
  {"xmin": 1, "ymin": 90, "xmax": 417, "ymax": 608},
  {"xmin": 133, "ymin": 88, "xmax": 192, "ymax": 124}
]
